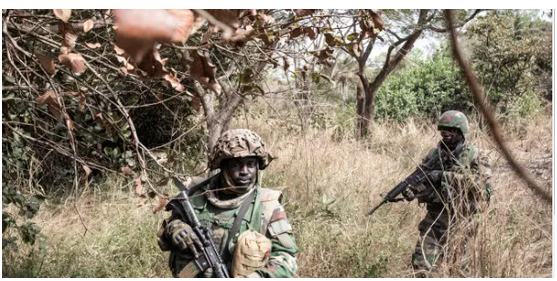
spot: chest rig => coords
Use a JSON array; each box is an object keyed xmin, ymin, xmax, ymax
[{"xmin": 189, "ymin": 187, "xmax": 264, "ymax": 258}]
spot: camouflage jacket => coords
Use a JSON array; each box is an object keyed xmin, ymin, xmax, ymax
[
  {"xmin": 157, "ymin": 181, "xmax": 298, "ymax": 278},
  {"xmin": 418, "ymin": 140, "xmax": 492, "ymax": 215}
]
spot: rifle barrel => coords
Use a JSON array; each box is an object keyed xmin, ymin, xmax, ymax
[{"xmin": 368, "ymin": 199, "xmax": 387, "ymax": 215}]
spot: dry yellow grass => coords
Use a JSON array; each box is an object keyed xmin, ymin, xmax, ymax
[
  {"xmin": 247, "ymin": 112, "xmax": 552, "ymax": 278},
  {"xmin": 3, "ymin": 110, "xmax": 552, "ymax": 278}
]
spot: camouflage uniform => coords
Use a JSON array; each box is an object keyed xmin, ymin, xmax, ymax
[
  {"xmin": 157, "ymin": 129, "xmax": 298, "ymax": 278},
  {"xmin": 410, "ymin": 111, "xmax": 492, "ymax": 274}
]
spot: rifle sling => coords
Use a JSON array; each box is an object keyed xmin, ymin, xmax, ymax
[{"xmin": 222, "ymin": 189, "xmax": 256, "ymax": 266}]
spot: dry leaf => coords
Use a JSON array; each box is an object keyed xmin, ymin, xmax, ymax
[
  {"xmin": 134, "ymin": 178, "xmax": 143, "ymax": 196},
  {"xmin": 153, "ymin": 196, "xmax": 168, "ymax": 214},
  {"xmin": 204, "ymin": 9, "xmax": 241, "ymax": 27},
  {"xmin": 114, "ymin": 44, "xmax": 126, "ymax": 55},
  {"xmin": 283, "ymin": 57, "xmax": 290, "ymax": 72},
  {"xmin": 115, "ymin": 55, "xmax": 135, "ymax": 71},
  {"xmin": 137, "ymin": 48, "xmax": 168, "ymax": 78},
  {"xmin": 59, "ymin": 21, "xmax": 77, "ymax": 53},
  {"xmin": 58, "ymin": 53, "xmax": 86, "ymax": 74},
  {"xmin": 290, "ymin": 28, "xmax": 302, "ymax": 39},
  {"xmin": 85, "ymin": 42, "xmax": 102, "ymax": 49},
  {"xmin": 83, "ymin": 19, "xmax": 94, "ymax": 33},
  {"xmin": 53, "ymin": 9, "xmax": 71, "ymax": 22},
  {"xmin": 303, "ymin": 27, "xmax": 316, "ymax": 40},
  {"xmin": 258, "ymin": 13, "xmax": 275, "ymax": 24},
  {"xmin": 65, "ymin": 91, "xmax": 86, "ymax": 111},
  {"xmin": 82, "ymin": 164, "xmax": 92, "ymax": 178},
  {"xmin": 60, "ymin": 46, "xmax": 70, "ymax": 55},
  {"xmin": 163, "ymin": 74, "xmax": 184, "ymax": 92},
  {"xmin": 66, "ymin": 118, "xmax": 75, "ymax": 131},
  {"xmin": 189, "ymin": 50, "xmax": 221, "ymax": 94},
  {"xmin": 114, "ymin": 9, "xmax": 195, "ymax": 64},
  {"xmin": 121, "ymin": 166, "xmax": 133, "ymax": 176},
  {"xmin": 294, "ymin": 9, "xmax": 315, "ymax": 17},
  {"xmin": 36, "ymin": 54, "xmax": 56, "ymax": 75},
  {"xmin": 103, "ymin": 9, "xmax": 111, "ymax": 19},
  {"xmin": 191, "ymin": 14, "xmax": 207, "ymax": 36},
  {"xmin": 36, "ymin": 91, "xmax": 63, "ymax": 120},
  {"xmin": 201, "ymin": 25, "xmax": 217, "ymax": 43},
  {"xmin": 370, "ymin": 10, "xmax": 384, "ymax": 31}
]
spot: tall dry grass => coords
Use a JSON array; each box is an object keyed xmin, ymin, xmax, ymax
[
  {"xmin": 245, "ymin": 110, "xmax": 552, "ymax": 278},
  {"xmin": 2, "ymin": 109, "xmax": 552, "ymax": 278}
]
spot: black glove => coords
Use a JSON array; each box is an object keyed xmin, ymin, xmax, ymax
[
  {"xmin": 167, "ymin": 220, "xmax": 203, "ymax": 258},
  {"xmin": 402, "ymin": 187, "xmax": 415, "ymax": 201}
]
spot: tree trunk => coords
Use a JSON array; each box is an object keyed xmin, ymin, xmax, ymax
[
  {"xmin": 355, "ymin": 9, "xmax": 429, "ymax": 138},
  {"xmin": 355, "ymin": 80, "xmax": 366, "ymax": 137}
]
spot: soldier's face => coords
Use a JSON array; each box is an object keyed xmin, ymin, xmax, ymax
[
  {"xmin": 440, "ymin": 127, "xmax": 462, "ymax": 146},
  {"xmin": 223, "ymin": 157, "xmax": 258, "ymax": 186}
]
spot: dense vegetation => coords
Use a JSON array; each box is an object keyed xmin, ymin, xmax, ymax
[{"xmin": 2, "ymin": 9, "xmax": 552, "ymax": 278}]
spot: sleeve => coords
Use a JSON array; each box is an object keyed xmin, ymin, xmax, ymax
[
  {"xmin": 157, "ymin": 216, "xmax": 173, "ymax": 251},
  {"xmin": 156, "ymin": 207, "xmax": 187, "ymax": 252},
  {"xmin": 255, "ymin": 204, "xmax": 299, "ymax": 278},
  {"xmin": 443, "ymin": 148, "xmax": 492, "ymax": 201},
  {"xmin": 420, "ymin": 148, "xmax": 438, "ymax": 166}
]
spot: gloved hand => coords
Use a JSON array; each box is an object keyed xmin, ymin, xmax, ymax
[
  {"xmin": 402, "ymin": 183, "xmax": 428, "ymax": 201},
  {"xmin": 167, "ymin": 220, "xmax": 203, "ymax": 258},
  {"xmin": 402, "ymin": 187, "xmax": 415, "ymax": 201},
  {"xmin": 427, "ymin": 170, "xmax": 444, "ymax": 183}
]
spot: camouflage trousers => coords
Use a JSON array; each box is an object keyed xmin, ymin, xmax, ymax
[{"xmin": 411, "ymin": 204, "xmax": 474, "ymax": 277}]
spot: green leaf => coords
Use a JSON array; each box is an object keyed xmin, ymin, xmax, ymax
[
  {"xmin": 103, "ymin": 147, "xmax": 112, "ymax": 156},
  {"xmin": 347, "ymin": 32, "xmax": 359, "ymax": 41},
  {"xmin": 126, "ymin": 157, "xmax": 136, "ymax": 167},
  {"xmin": 312, "ymin": 72, "xmax": 321, "ymax": 83}
]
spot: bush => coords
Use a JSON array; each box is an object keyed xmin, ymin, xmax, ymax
[{"xmin": 375, "ymin": 48, "xmax": 473, "ymax": 121}]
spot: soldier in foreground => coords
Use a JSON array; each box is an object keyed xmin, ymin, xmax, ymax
[
  {"xmin": 157, "ymin": 129, "xmax": 298, "ymax": 278},
  {"xmin": 401, "ymin": 110, "xmax": 492, "ymax": 276}
]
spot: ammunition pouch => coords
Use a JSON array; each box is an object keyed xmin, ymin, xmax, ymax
[{"xmin": 231, "ymin": 230, "xmax": 272, "ymax": 278}]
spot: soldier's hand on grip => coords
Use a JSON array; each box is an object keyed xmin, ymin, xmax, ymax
[
  {"xmin": 402, "ymin": 188, "xmax": 415, "ymax": 201},
  {"xmin": 168, "ymin": 220, "xmax": 203, "ymax": 258}
]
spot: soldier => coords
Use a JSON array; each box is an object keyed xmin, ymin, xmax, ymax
[
  {"xmin": 157, "ymin": 129, "xmax": 298, "ymax": 278},
  {"xmin": 402, "ymin": 110, "xmax": 492, "ymax": 276}
]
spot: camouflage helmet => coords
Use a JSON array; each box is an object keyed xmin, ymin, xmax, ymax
[
  {"xmin": 438, "ymin": 110, "xmax": 469, "ymax": 135},
  {"xmin": 210, "ymin": 129, "xmax": 274, "ymax": 170}
]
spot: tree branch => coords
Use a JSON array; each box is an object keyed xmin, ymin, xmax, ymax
[{"xmin": 444, "ymin": 9, "xmax": 551, "ymax": 204}]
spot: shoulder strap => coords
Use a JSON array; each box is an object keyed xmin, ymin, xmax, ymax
[{"xmin": 222, "ymin": 189, "xmax": 256, "ymax": 263}]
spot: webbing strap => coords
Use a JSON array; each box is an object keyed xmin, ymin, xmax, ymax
[{"xmin": 222, "ymin": 189, "xmax": 256, "ymax": 265}]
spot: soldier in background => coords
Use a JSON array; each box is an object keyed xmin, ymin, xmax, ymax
[
  {"xmin": 402, "ymin": 110, "xmax": 492, "ymax": 277},
  {"xmin": 157, "ymin": 129, "xmax": 298, "ymax": 278}
]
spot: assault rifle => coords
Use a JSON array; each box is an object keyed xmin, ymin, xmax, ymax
[
  {"xmin": 368, "ymin": 142, "xmax": 465, "ymax": 216},
  {"xmin": 367, "ymin": 165, "xmax": 436, "ymax": 215},
  {"xmin": 166, "ymin": 176, "xmax": 230, "ymax": 278}
]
